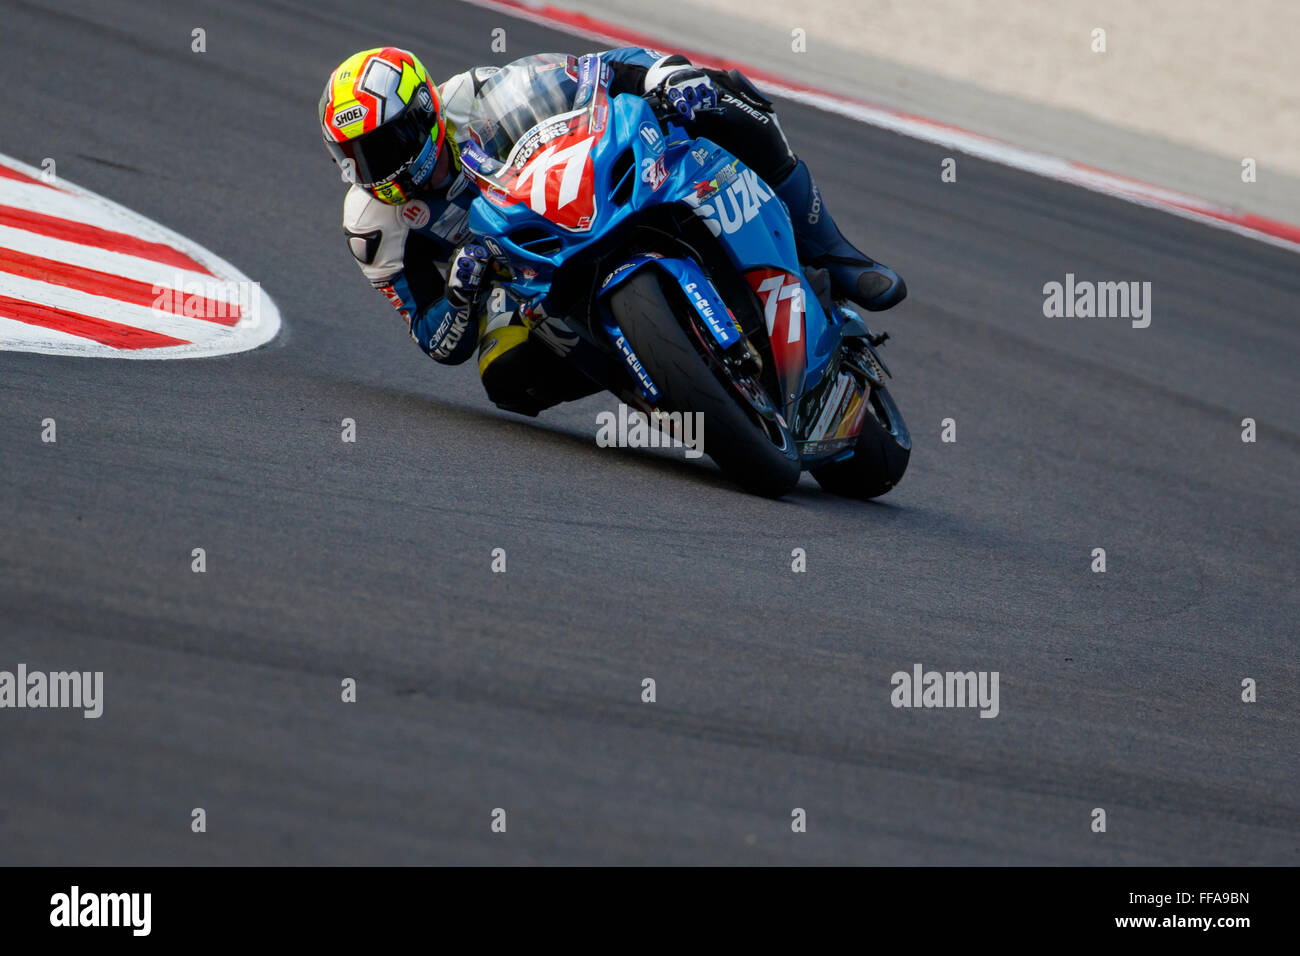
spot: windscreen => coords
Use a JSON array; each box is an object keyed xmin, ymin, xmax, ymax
[{"xmin": 465, "ymin": 54, "xmax": 580, "ymax": 165}]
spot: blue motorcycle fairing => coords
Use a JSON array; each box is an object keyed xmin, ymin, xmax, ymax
[
  {"xmin": 677, "ymin": 143, "xmax": 846, "ymax": 401},
  {"xmin": 461, "ymin": 54, "xmax": 861, "ymax": 449},
  {"xmin": 464, "ymin": 93, "xmax": 683, "ymax": 256}
]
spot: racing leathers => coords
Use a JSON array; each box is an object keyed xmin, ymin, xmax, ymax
[{"xmin": 339, "ymin": 47, "xmax": 906, "ymax": 415}]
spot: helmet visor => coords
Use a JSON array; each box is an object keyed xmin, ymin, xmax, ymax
[{"xmin": 326, "ymin": 100, "xmax": 437, "ymax": 188}]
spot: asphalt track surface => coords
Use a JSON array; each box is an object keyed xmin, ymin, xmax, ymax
[{"xmin": 1, "ymin": 0, "xmax": 1296, "ymax": 865}]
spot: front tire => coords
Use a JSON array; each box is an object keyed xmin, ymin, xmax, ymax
[{"xmin": 608, "ymin": 270, "xmax": 802, "ymax": 497}]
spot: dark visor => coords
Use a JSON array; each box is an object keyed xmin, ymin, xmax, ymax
[{"xmin": 327, "ymin": 102, "xmax": 435, "ymax": 188}]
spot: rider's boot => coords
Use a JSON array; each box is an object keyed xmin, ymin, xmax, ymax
[{"xmin": 771, "ymin": 159, "xmax": 906, "ymax": 312}]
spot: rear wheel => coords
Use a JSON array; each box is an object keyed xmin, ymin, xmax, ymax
[
  {"xmin": 810, "ymin": 382, "xmax": 910, "ymax": 500},
  {"xmin": 607, "ymin": 270, "xmax": 802, "ymax": 497}
]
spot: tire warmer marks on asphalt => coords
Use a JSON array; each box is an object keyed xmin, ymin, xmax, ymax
[{"xmin": 0, "ymin": 154, "xmax": 281, "ymax": 359}]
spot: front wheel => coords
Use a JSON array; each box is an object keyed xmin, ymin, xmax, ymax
[{"xmin": 607, "ymin": 270, "xmax": 802, "ymax": 497}]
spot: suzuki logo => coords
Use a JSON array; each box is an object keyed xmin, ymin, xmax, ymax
[{"xmin": 690, "ymin": 168, "xmax": 773, "ymax": 237}]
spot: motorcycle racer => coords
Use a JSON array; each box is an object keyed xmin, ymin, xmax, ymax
[{"xmin": 319, "ymin": 46, "xmax": 906, "ymax": 415}]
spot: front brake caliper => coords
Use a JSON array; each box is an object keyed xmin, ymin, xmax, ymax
[{"xmin": 721, "ymin": 338, "xmax": 763, "ymax": 379}]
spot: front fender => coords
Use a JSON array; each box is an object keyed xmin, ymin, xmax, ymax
[{"xmin": 598, "ymin": 254, "xmax": 742, "ymax": 350}]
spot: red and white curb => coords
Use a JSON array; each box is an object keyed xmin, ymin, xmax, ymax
[
  {"xmin": 463, "ymin": 0, "xmax": 1300, "ymax": 256},
  {"xmin": 0, "ymin": 155, "xmax": 281, "ymax": 359}
]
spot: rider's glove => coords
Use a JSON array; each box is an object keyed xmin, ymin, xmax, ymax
[
  {"xmin": 644, "ymin": 56, "xmax": 717, "ymax": 122},
  {"xmin": 445, "ymin": 243, "xmax": 489, "ymax": 313}
]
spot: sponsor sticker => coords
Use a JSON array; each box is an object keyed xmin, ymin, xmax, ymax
[
  {"xmin": 614, "ymin": 334, "xmax": 659, "ymax": 400},
  {"xmin": 429, "ymin": 203, "xmax": 470, "ymax": 242},
  {"xmin": 601, "ymin": 260, "xmax": 638, "ymax": 290},
  {"xmin": 599, "ymin": 252, "xmax": 664, "ymax": 291},
  {"xmin": 401, "ymin": 200, "xmax": 431, "ymax": 229},
  {"xmin": 639, "ymin": 123, "xmax": 664, "ymax": 155},
  {"xmin": 641, "ymin": 156, "xmax": 668, "ymax": 191},
  {"xmin": 574, "ymin": 54, "xmax": 599, "ymax": 107},
  {"xmin": 684, "ymin": 280, "xmax": 740, "ymax": 345},
  {"xmin": 513, "ymin": 119, "xmax": 572, "ymax": 169},
  {"xmin": 721, "ymin": 93, "xmax": 768, "ymax": 124},
  {"xmin": 408, "ymin": 137, "xmax": 438, "ymax": 187}
]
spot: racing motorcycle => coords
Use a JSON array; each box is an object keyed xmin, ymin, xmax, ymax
[{"xmin": 459, "ymin": 53, "xmax": 910, "ymax": 498}]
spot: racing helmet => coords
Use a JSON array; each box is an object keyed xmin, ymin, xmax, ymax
[{"xmin": 320, "ymin": 47, "xmax": 447, "ymax": 204}]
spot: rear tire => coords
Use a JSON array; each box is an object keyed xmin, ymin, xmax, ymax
[
  {"xmin": 810, "ymin": 384, "xmax": 910, "ymax": 499},
  {"xmin": 608, "ymin": 270, "xmax": 802, "ymax": 497}
]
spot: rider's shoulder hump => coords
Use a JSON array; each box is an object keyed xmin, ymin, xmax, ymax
[
  {"xmin": 343, "ymin": 185, "xmax": 408, "ymax": 279},
  {"xmin": 343, "ymin": 184, "xmax": 403, "ymax": 230}
]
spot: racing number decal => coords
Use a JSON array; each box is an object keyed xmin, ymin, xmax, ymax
[
  {"xmin": 754, "ymin": 273, "xmax": 804, "ymax": 343},
  {"xmin": 513, "ymin": 135, "xmax": 597, "ymax": 226},
  {"xmin": 746, "ymin": 268, "xmax": 808, "ymax": 405}
]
